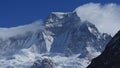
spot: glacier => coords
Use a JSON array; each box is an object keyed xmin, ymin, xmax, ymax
[{"xmin": 0, "ymin": 9, "xmax": 112, "ymax": 68}]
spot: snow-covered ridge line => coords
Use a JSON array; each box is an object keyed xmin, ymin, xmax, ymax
[
  {"xmin": 51, "ymin": 12, "xmax": 69, "ymax": 15},
  {"xmin": 0, "ymin": 21, "xmax": 44, "ymax": 39},
  {"xmin": 51, "ymin": 12, "xmax": 70, "ymax": 19}
]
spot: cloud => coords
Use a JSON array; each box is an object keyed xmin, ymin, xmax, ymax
[
  {"xmin": 75, "ymin": 3, "xmax": 120, "ymax": 36},
  {"xmin": 0, "ymin": 20, "xmax": 43, "ymax": 39}
]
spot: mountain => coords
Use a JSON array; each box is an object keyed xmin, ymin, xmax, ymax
[
  {"xmin": 29, "ymin": 12, "xmax": 111, "ymax": 68},
  {"xmin": 87, "ymin": 30, "xmax": 120, "ymax": 68},
  {"xmin": 0, "ymin": 11, "xmax": 111, "ymax": 68},
  {"xmin": 45, "ymin": 12, "xmax": 111, "ymax": 59}
]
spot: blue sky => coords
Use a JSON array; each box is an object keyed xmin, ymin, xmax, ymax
[{"xmin": 0, "ymin": 0, "xmax": 119, "ymax": 27}]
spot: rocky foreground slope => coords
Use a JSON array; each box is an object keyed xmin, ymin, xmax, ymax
[{"xmin": 87, "ymin": 30, "xmax": 120, "ymax": 68}]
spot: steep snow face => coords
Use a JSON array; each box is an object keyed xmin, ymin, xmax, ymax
[
  {"xmin": 42, "ymin": 31, "xmax": 54, "ymax": 52},
  {"xmin": 45, "ymin": 12, "xmax": 111, "ymax": 59},
  {"xmin": 0, "ymin": 22, "xmax": 53, "ymax": 57}
]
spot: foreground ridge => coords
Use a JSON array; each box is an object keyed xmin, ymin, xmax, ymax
[{"xmin": 87, "ymin": 30, "xmax": 120, "ymax": 68}]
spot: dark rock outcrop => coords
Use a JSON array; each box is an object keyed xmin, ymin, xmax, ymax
[
  {"xmin": 31, "ymin": 58, "xmax": 54, "ymax": 68},
  {"xmin": 87, "ymin": 30, "xmax": 120, "ymax": 68}
]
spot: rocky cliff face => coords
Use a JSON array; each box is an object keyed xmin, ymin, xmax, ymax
[
  {"xmin": 31, "ymin": 58, "xmax": 54, "ymax": 68},
  {"xmin": 87, "ymin": 30, "xmax": 120, "ymax": 68}
]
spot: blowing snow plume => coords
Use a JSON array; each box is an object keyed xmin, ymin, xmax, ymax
[{"xmin": 75, "ymin": 3, "xmax": 120, "ymax": 36}]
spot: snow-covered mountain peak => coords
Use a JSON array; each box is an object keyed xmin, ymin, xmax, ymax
[
  {"xmin": 51, "ymin": 12, "xmax": 68, "ymax": 14},
  {"xmin": 0, "ymin": 21, "xmax": 43, "ymax": 39},
  {"xmin": 46, "ymin": 11, "xmax": 108, "ymax": 40},
  {"xmin": 44, "ymin": 11, "xmax": 111, "ymax": 59},
  {"xmin": 45, "ymin": 12, "xmax": 81, "ymax": 28},
  {"xmin": 51, "ymin": 12, "xmax": 68, "ymax": 19}
]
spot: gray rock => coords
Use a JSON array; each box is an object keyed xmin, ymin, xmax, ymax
[{"xmin": 31, "ymin": 58, "xmax": 54, "ymax": 68}]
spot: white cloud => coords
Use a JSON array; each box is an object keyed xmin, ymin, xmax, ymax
[
  {"xmin": 75, "ymin": 3, "xmax": 120, "ymax": 36},
  {"xmin": 0, "ymin": 20, "xmax": 43, "ymax": 39}
]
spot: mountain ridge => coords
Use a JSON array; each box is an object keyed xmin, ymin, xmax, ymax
[{"xmin": 87, "ymin": 30, "xmax": 120, "ymax": 68}]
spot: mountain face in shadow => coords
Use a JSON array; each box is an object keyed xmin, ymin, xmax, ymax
[
  {"xmin": 87, "ymin": 30, "xmax": 120, "ymax": 68},
  {"xmin": 45, "ymin": 12, "xmax": 111, "ymax": 58}
]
